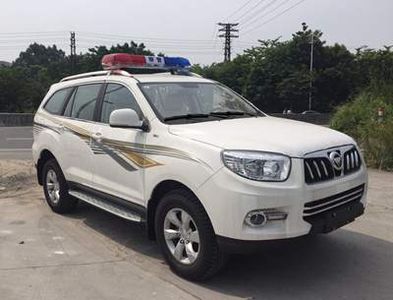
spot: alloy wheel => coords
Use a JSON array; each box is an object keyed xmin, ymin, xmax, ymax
[
  {"xmin": 46, "ymin": 169, "xmax": 60, "ymax": 204},
  {"xmin": 163, "ymin": 208, "xmax": 200, "ymax": 265}
]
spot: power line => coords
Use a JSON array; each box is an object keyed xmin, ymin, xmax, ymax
[
  {"xmin": 77, "ymin": 37, "xmax": 219, "ymax": 48},
  {"xmin": 0, "ymin": 40, "xmax": 68, "ymax": 45},
  {"xmin": 235, "ymin": 0, "xmax": 268, "ymax": 22},
  {"xmin": 224, "ymin": 0, "xmax": 256, "ymax": 21},
  {"xmin": 78, "ymin": 31, "xmax": 217, "ymax": 43},
  {"xmin": 0, "ymin": 30, "xmax": 259, "ymax": 62},
  {"xmin": 0, "ymin": 36, "xmax": 67, "ymax": 41},
  {"xmin": 242, "ymin": 0, "xmax": 308, "ymax": 36},
  {"xmin": 240, "ymin": 0, "xmax": 280, "ymax": 28},
  {"xmin": 0, "ymin": 30, "xmax": 257, "ymax": 51},
  {"xmin": 0, "ymin": 44, "xmax": 69, "ymax": 49},
  {"xmin": 0, "ymin": 30, "xmax": 222, "ymax": 45},
  {"xmin": 240, "ymin": 0, "xmax": 292, "ymax": 32},
  {"xmin": 0, "ymin": 31, "xmax": 68, "ymax": 36}
]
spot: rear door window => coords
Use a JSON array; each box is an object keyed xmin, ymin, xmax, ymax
[{"xmin": 70, "ymin": 84, "xmax": 102, "ymax": 121}]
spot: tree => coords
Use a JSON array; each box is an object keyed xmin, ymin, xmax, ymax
[
  {"xmin": 14, "ymin": 43, "xmax": 66, "ymax": 67},
  {"xmin": 0, "ymin": 66, "xmax": 48, "ymax": 112}
]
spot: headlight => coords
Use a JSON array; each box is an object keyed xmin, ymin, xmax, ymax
[{"xmin": 222, "ymin": 150, "xmax": 291, "ymax": 181}]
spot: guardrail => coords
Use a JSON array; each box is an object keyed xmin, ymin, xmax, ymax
[{"xmin": 0, "ymin": 113, "xmax": 34, "ymax": 127}]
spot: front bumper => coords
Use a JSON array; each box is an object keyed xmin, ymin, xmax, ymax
[{"xmin": 197, "ymin": 158, "xmax": 367, "ymax": 242}]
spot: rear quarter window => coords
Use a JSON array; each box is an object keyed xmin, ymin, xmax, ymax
[{"xmin": 44, "ymin": 88, "xmax": 70, "ymax": 115}]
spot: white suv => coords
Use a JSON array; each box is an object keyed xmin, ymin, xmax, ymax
[{"xmin": 33, "ymin": 54, "xmax": 367, "ymax": 280}]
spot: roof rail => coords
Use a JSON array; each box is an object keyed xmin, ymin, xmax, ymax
[
  {"xmin": 60, "ymin": 68, "xmax": 200, "ymax": 83},
  {"xmin": 60, "ymin": 71, "xmax": 109, "ymax": 82},
  {"xmin": 190, "ymin": 72, "xmax": 203, "ymax": 78}
]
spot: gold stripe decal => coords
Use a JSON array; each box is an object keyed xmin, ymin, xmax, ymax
[{"xmin": 116, "ymin": 146, "xmax": 162, "ymax": 168}]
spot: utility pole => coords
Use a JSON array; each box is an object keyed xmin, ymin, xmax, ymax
[
  {"xmin": 70, "ymin": 31, "xmax": 76, "ymax": 73},
  {"xmin": 308, "ymin": 32, "xmax": 314, "ymax": 111},
  {"xmin": 218, "ymin": 23, "xmax": 239, "ymax": 62}
]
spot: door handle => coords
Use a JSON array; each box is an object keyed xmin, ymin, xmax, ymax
[{"xmin": 92, "ymin": 132, "xmax": 103, "ymax": 142}]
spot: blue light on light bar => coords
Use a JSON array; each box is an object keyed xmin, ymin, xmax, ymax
[{"xmin": 163, "ymin": 57, "xmax": 191, "ymax": 68}]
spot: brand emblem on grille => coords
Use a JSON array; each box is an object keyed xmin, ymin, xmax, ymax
[{"xmin": 329, "ymin": 151, "xmax": 343, "ymax": 171}]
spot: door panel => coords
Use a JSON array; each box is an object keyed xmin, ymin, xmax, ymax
[
  {"xmin": 90, "ymin": 126, "xmax": 146, "ymax": 206},
  {"xmin": 90, "ymin": 83, "xmax": 146, "ymax": 206},
  {"xmin": 60, "ymin": 83, "xmax": 102, "ymax": 186},
  {"xmin": 61, "ymin": 118, "xmax": 96, "ymax": 186}
]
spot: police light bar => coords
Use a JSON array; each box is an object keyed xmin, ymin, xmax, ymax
[{"xmin": 101, "ymin": 53, "xmax": 191, "ymax": 70}]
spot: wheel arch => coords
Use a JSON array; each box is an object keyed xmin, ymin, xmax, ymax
[
  {"xmin": 146, "ymin": 180, "xmax": 211, "ymax": 240},
  {"xmin": 36, "ymin": 149, "xmax": 58, "ymax": 185}
]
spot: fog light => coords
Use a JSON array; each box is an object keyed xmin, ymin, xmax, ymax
[
  {"xmin": 245, "ymin": 211, "xmax": 267, "ymax": 227},
  {"xmin": 244, "ymin": 209, "xmax": 287, "ymax": 227}
]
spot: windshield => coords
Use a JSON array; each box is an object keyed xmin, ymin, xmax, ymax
[{"xmin": 139, "ymin": 82, "xmax": 263, "ymax": 123}]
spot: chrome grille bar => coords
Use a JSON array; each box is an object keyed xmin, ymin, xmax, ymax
[
  {"xmin": 320, "ymin": 160, "xmax": 329, "ymax": 177},
  {"xmin": 305, "ymin": 161, "xmax": 314, "ymax": 180},
  {"xmin": 313, "ymin": 160, "xmax": 322, "ymax": 178},
  {"xmin": 303, "ymin": 184, "xmax": 365, "ymax": 217},
  {"xmin": 304, "ymin": 193, "xmax": 363, "ymax": 216}
]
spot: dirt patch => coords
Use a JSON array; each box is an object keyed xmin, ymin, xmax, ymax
[{"xmin": 0, "ymin": 160, "xmax": 36, "ymax": 193}]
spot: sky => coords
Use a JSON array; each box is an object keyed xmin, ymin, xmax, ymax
[{"xmin": 0, "ymin": 0, "xmax": 392, "ymax": 65}]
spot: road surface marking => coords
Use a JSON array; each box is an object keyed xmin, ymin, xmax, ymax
[
  {"xmin": 6, "ymin": 137, "xmax": 33, "ymax": 141},
  {"xmin": 0, "ymin": 148, "xmax": 31, "ymax": 152}
]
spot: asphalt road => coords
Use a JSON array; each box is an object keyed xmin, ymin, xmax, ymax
[
  {"xmin": 0, "ymin": 127, "xmax": 33, "ymax": 160},
  {"xmin": 0, "ymin": 165, "xmax": 392, "ymax": 300}
]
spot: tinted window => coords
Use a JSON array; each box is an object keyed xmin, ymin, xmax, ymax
[
  {"xmin": 63, "ymin": 88, "xmax": 76, "ymax": 117},
  {"xmin": 44, "ymin": 88, "xmax": 70, "ymax": 115},
  {"xmin": 71, "ymin": 84, "xmax": 101, "ymax": 121},
  {"xmin": 100, "ymin": 84, "xmax": 142, "ymax": 123}
]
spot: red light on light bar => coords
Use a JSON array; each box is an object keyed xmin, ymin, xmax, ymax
[{"xmin": 101, "ymin": 53, "xmax": 146, "ymax": 70}]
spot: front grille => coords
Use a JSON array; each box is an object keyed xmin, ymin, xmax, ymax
[
  {"xmin": 304, "ymin": 146, "xmax": 362, "ymax": 184},
  {"xmin": 303, "ymin": 184, "xmax": 365, "ymax": 217},
  {"xmin": 343, "ymin": 147, "xmax": 362, "ymax": 175},
  {"xmin": 304, "ymin": 157, "xmax": 335, "ymax": 184}
]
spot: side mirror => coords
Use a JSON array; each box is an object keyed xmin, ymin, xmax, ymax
[{"xmin": 109, "ymin": 108, "xmax": 148, "ymax": 131}]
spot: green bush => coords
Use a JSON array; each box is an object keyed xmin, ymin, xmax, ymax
[{"xmin": 331, "ymin": 86, "xmax": 393, "ymax": 170}]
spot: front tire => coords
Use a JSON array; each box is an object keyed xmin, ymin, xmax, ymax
[
  {"xmin": 155, "ymin": 188, "xmax": 227, "ymax": 281},
  {"xmin": 42, "ymin": 158, "xmax": 77, "ymax": 214}
]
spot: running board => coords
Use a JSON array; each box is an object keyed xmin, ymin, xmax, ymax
[{"xmin": 69, "ymin": 190, "xmax": 143, "ymax": 222}]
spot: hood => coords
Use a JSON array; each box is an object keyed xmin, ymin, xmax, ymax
[{"xmin": 168, "ymin": 116, "xmax": 354, "ymax": 157}]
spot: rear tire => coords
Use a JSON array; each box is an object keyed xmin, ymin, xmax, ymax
[
  {"xmin": 155, "ymin": 188, "xmax": 227, "ymax": 281},
  {"xmin": 42, "ymin": 158, "xmax": 77, "ymax": 214}
]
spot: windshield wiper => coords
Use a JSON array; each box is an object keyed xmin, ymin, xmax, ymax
[
  {"xmin": 209, "ymin": 111, "xmax": 258, "ymax": 117},
  {"xmin": 163, "ymin": 113, "xmax": 211, "ymax": 121},
  {"xmin": 164, "ymin": 111, "xmax": 260, "ymax": 122}
]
